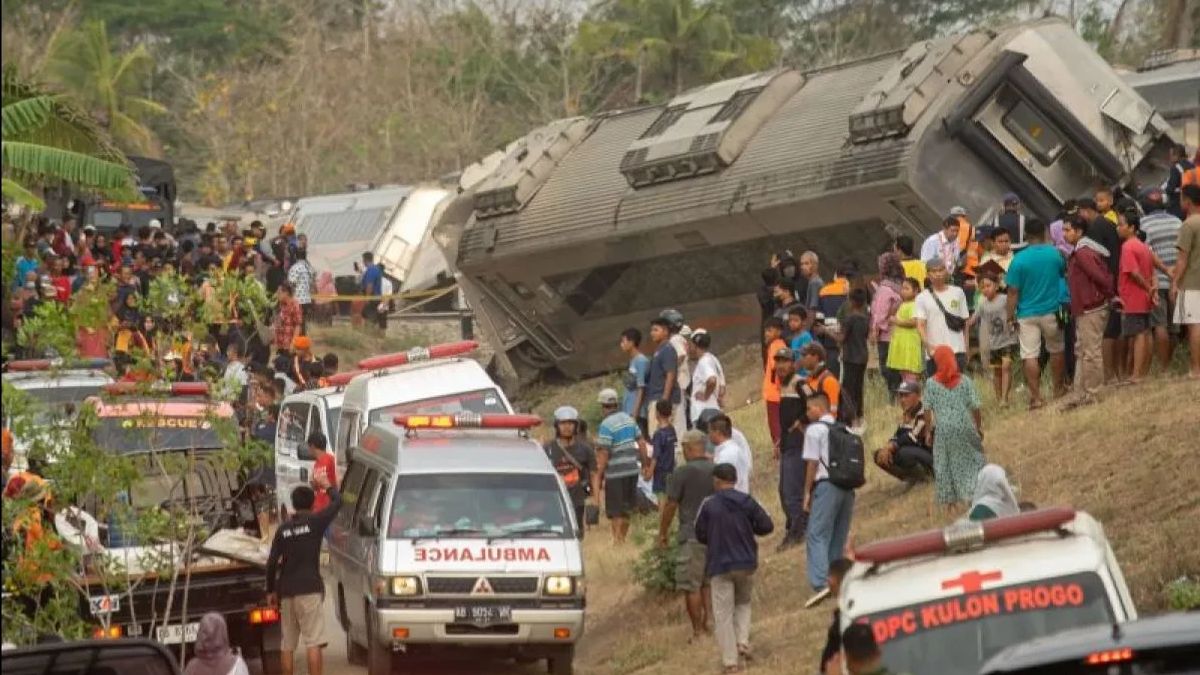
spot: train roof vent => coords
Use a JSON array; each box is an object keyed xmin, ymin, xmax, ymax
[
  {"xmin": 619, "ymin": 69, "xmax": 805, "ymax": 188},
  {"xmin": 473, "ymin": 117, "xmax": 593, "ymax": 218},
  {"xmin": 849, "ymin": 30, "xmax": 992, "ymax": 143}
]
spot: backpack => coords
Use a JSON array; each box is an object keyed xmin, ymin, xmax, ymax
[{"xmin": 819, "ymin": 421, "xmax": 866, "ymax": 490}]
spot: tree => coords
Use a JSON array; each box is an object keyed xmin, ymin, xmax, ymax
[
  {"xmin": 1, "ymin": 66, "xmax": 135, "ymax": 210},
  {"xmin": 577, "ymin": 0, "xmax": 778, "ymax": 102},
  {"xmin": 43, "ymin": 20, "xmax": 168, "ymax": 155}
]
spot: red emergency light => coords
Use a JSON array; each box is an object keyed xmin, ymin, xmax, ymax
[
  {"xmin": 324, "ymin": 369, "xmax": 366, "ymax": 387},
  {"xmin": 103, "ymin": 381, "xmax": 210, "ymax": 397},
  {"xmin": 5, "ymin": 357, "xmax": 111, "ymax": 372},
  {"xmin": 356, "ymin": 341, "xmax": 479, "ymax": 371},
  {"xmin": 854, "ymin": 507, "xmax": 1077, "ymax": 565},
  {"xmin": 393, "ymin": 412, "xmax": 542, "ymax": 430}
]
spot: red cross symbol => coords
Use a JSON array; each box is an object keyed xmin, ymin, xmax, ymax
[{"xmin": 941, "ymin": 569, "xmax": 1003, "ymax": 593}]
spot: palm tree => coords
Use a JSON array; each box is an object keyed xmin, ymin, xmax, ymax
[
  {"xmin": 2, "ymin": 66, "xmax": 135, "ymax": 210},
  {"xmin": 43, "ymin": 20, "xmax": 167, "ymax": 155},
  {"xmin": 578, "ymin": 0, "xmax": 777, "ymax": 100}
]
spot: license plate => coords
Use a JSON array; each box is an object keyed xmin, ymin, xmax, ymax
[
  {"xmin": 453, "ymin": 605, "xmax": 512, "ymax": 626},
  {"xmin": 156, "ymin": 622, "xmax": 200, "ymax": 644},
  {"xmin": 89, "ymin": 594, "xmax": 120, "ymax": 616}
]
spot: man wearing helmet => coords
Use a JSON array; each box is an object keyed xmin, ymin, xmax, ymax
[
  {"xmin": 543, "ymin": 406, "xmax": 597, "ymax": 537},
  {"xmin": 661, "ymin": 309, "xmax": 691, "ymax": 439}
]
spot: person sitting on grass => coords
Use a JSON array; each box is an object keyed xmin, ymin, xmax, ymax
[
  {"xmin": 966, "ymin": 464, "xmax": 1020, "ymax": 521},
  {"xmin": 968, "ymin": 273, "xmax": 1019, "ymax": 405},
  {"xmin": 873, "ymin": 381, "xmax": 933, "ymax": 487}
]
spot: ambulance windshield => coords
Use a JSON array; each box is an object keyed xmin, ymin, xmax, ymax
[
  {"xmin": 388, "ymin": 473, "xmax": 572, "ymax": 539},
  {"xmin": 369, "ymin": 388, "xmax": 508, "ymax": 427},
  {"xmin": 853, "ymin": 572, "xmax": 1113, "ymax": 673}
]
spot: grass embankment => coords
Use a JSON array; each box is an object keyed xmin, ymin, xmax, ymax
[
  {"xmin": 306, "ymin": 324, "xmax": 426, "ymax": 368},
  {"xmin": 533, "ymin": 359, "xmax": 1200, "ymax": 675}
]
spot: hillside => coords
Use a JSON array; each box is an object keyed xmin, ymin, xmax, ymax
[{"xmin": 548, "ymin": 368, "xmax": 1200, "ymax": 675}]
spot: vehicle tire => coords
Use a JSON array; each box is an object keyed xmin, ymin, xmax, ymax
[
  {"xmin": 346, "ymin": 630, "xmax": 368, "ymax": 667},
  {"xmin": 366, "ymin": 614, "xmax": 392, "ymax": 675},
  {"xmin": 260, "ymin": 650, "xmax": 284, "ymax": 675},
  {"xmin": 546, "ymin": 646, "xmax": 575, "ymax": 675}
]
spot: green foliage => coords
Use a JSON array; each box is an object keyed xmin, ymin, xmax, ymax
[
  {"xmin": 632, "ymin": 515, "xmax": 678, "ymax": 594},
  {"xmin": 44, "ymin": 20, "xmax": 168, "ymax": 155},
  {"xmin": 1166, "ymin": 577, "xmax": 1200, "ymax": 610},
  {"xmin": 69, "ymin": 279, "xmax": 117, "ymax": 333},
  {"xmin": 16, "ymin": 301, "xmax": 78, "ymax": 360}
]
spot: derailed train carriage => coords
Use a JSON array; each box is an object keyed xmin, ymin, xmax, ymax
[{"xmin": 434, "ymin": 18, "xmax": 1178, "ymax": 383}]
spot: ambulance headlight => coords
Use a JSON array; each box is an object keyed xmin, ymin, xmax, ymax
[
  {"xmin": 390, "ymin": 576, "xmax": 422, "ymax": 596},
  {"xmin": 543, "ymin": 575, "xmax": 575, "ymax": 596}
]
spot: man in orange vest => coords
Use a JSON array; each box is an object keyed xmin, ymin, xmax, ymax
[{"xmin": 951, "ymin": 206, "xmax": 981, "ymax": 305}]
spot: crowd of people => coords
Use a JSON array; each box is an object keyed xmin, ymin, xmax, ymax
[{"xmin": 541, "ymin": 148, "xmax": 1200, "ymax": 674}]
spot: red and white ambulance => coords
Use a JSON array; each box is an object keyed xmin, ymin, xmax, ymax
[{"xmin": 838, "ymin": 508, "xmax": 1137, "ymax": 674}]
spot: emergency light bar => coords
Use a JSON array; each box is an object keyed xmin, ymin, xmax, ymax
[
  {"xmin": 4, "ymin": 357, "xmax": 111, "ymax": 372},
  {"xmin": 393, "ymin": 412, "xmax": 542, "ymax": 430},
  {"xmin": 855, "ymin": 507, "xmax": 1076, "ymax": 564},
  {"xmin": 103, "ymin": 382, "xmax": 210, "ymax": 397},
  {"xmin": 324, "ymin": 369, "xmax": 366, "ymax": 387},
  {"xmin": 356, "ymin": 341, "xmax": 479, "ymax": 371}
]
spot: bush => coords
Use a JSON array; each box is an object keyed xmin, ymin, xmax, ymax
[
  {"xmin": 631, "ymin": 514, "xmax": 677, "ymax": 594},
  {"xmin": 1165, "ymin": 577, "xmax": 1200, "ymax": 610}
]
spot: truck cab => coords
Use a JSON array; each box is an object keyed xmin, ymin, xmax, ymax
[
  {"xmin": 330, "ymin": 413, "xmax": 584, "ymax": 675},
  {"xmin": 332, "ymin": 341, "xmax": 513, "ymax": 458},
  {"xmin": 274, "ymin": 386, "xmax": 344, "ymax": 514},
  {"xmin": 839, "ymin": 508, "xmax": 1136, "ymax": 675}
]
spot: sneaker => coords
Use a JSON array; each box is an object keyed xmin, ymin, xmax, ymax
[{"xmin": 804, "ymin": 587, "xmax": 831, "ymax": 608}]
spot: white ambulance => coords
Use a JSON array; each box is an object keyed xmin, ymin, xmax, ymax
[
  {"xmin": 274, "ymin": 386, "xmax": 344, "ymax": 514},
  {"xmin": 331, "ymin": 341, "xmax": 513, "ymax": 457},
  {"xmin": 838, "ymin": 508, "xmax": 1136, "ymax": 674},
  {"xmin": 329, "ymin": 413, "xmax": 584, "ymax": 675}
]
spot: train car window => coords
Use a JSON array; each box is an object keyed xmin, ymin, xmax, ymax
[{"xmin": 1002, "ymin": 100, "xmax": 1067, "ymax": 166}]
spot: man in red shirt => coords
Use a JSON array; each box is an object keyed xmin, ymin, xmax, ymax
[
  {"xmin": 306, "ymin": 432, "xmax": 337, "ymax": 514},
  {"xmin": 273, "ymin": 282, "xmax": 303, "ymax": 352},
  {"xmin": 49, "ymin": 256, "xmax": 72, "ymax": 303},
  {"xmin": 1117, "ymin": 210, "xmax": 1156, "ymax": 383}
]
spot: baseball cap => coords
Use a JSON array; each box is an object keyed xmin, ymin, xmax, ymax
[
  {"xmin": 1140, "ymin": 187, "xmax": 1165, "ymax": 205},
  {"xmin": 679, "ymin": 324, "xmax": 693, "ymax": 339},
  {"xmin": 148, "ymin": 219, "xmax": 162, "ymax": 229},
  {"xmin": 949, "ymin": 206, "xmax": 968, "ymax": 216},
  {"xmin": 597, "ymin": 388, "xmax": 619, "ymax": 405},
  {"xmin": 774, "ymin": 346, "xmax": 795, "ymax": 361},
  {"xmin": 895, "ymin": 380, "xmax": 922, "ymax": 395},
  {"xmin": 659, "ymin": 308, "xmax": 684, "ymax": 328},
  {"xmin": 1002, "ymin": 192, "xmax": 1020, "ymax": 205}
]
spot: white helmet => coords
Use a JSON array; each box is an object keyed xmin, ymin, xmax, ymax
[{"xmin": 553, "ymin": 406, "xmax": 580, "ymax": 423}]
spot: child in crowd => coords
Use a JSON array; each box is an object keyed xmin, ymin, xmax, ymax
[
  {"xmin": 787, "ymin": 306, "xmax": 814, "ymax": 375},
  {"xmin": 887, "ymin": 278, "xmax": 924, "ymax": 382},
  {"xmin": 838, "ymin": 288, "xmax": 870, "ymax": 428},
  {"xmin": 968, "ymin": 274, "xmax": 1018, "ymax": 405},
  {"xmin": 649, "ymin": 399, "xmax": 677, "ymax": 495}
]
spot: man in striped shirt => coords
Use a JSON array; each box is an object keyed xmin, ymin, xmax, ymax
[
  {"xmin": 1140, "ymin": 188, "xmax": 1182, "ymax": 370},
  {"xmin": 595, "ymin": 388, "xmax": 649, "ymax": 544}
]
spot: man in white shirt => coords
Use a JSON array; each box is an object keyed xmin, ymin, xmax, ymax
[
  {"xmin": 802, "ymin": 393, "xmax": 854, "ymax": 606},
  {"xmin": 706, "ymin": 414, "xmax": 751, "ymax": 495},
  {"xmin": 688, "ymin": 331, "xmax": 723, "ymax": 425},
  {"xmin": 913, "ymin": 257, "xmax": 970, "ymax": 375},
  {"xmin": 920, "ymin": 217, "xmax": 961, "ymax": 266}
]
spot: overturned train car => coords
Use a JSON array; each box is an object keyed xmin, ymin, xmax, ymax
[{"xmin": 436, "ymin": 19, "xmax": 1176, "ymax": 382}]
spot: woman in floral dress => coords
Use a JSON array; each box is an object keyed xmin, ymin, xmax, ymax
[{"xmin": 923, "ymin": 345, "xmax": 985, "ymax": 513}]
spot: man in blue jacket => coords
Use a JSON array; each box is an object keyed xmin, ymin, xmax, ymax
[{"xmin": 695, "ymin": 463, "xmax": 774, "ymax": 674}]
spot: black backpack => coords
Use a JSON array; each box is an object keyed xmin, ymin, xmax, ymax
[{"xmin": 819, "ymin": 421, "xmax": 866, "ymax": 490}]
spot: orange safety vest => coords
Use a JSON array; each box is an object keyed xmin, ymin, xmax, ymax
[
  {"xmin": 956, "ymin": 216, "xmax": 980, "ymax": 278},
  {"xmin": 1183, "ymin": 165, "xmax": 1200, "ymax": 187}
]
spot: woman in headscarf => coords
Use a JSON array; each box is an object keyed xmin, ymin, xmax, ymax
[
  {"xmin": 967, "ymin": 464, "xmax": 1020, "ymax": 521},
  {"xmin": 870, "ymin": 252, "xmax": 906, "ymax": 395},
  {"xmin": 922, "ymin": 345, "xmax": 986, "ymax": 514},
  {"xmin": 185, "ymin": 613, "xmax": 249, "ymax": 675}
]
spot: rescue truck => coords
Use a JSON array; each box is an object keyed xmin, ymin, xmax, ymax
[
  {"xmin": 330, "ymin": 341, "xmax": 514, "ymax": 458},
  {"xmin": 329, "ymin": 413, "xmax": 585, "ymax": 675},
  {"xmin": 838, "ymin": 507, "xmax": 1136, "ymax": 674},
  {"xmin": 57, "ymin": 382, "xmax": 283, "ymax": 672}
]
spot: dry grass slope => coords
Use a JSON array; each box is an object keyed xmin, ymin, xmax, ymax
[{"xmin": 567, "ymin": 370, "xmax": 1200, "ymax": 675}]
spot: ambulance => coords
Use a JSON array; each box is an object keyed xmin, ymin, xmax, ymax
[
  {"xmin": 331, "ymin": 340, "xmax": 514, "ymax": 457},
  {"xmin": 2, "ymin": 358, "xmax": 114, "ymax": 475},
  {"xmin": 274, "ymin": 385, "xmax": 343, "ymax": 514},
  {"xmin": 838, "ymin": 508, "xmax": 1136, "ymax": 674},
  {"xmin": 329, "ymin": 413, "xmax": 584, "ymax": 675}
]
